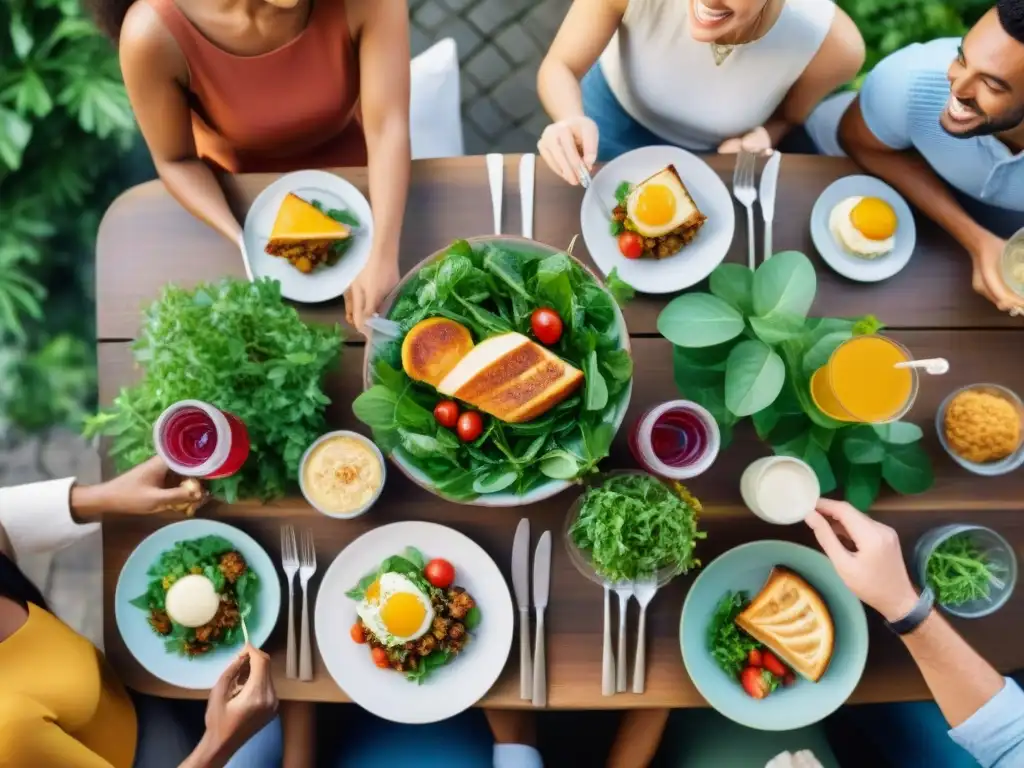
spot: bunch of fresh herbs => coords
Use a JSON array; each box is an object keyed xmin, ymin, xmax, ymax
[
  {"xmin": 658, "ymin": 252, "xmax": 934, "ymax": 511},
  {"xmin": 353, "ymin": 240, "xmax": 633, "ymax": 501},
  {"xmin": 707, "ymin": 591, "xmax": 761, "ymax": 678},
  {"xmin": 570, "ymin": 473, "xmax": 704, "ymax": 582},
  {"xmin": 84, "ymin": 278, "xmax": 343, "ymax": 502},
  {"xmin": 926, "ymin": 533, "xmax": 999, "ymax": 607}
]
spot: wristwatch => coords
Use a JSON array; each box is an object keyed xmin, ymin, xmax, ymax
[{"xmin": 884, "ymin": 587, "xmax": 935, "ymax": 635}]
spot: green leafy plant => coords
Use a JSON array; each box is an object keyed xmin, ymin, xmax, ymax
[
  {"xmin": 0, "ymin": 0, "xmax": 136, "ymax": 434},
  {"xmin": 569, "ymin": 473, "xmax": 704, "ymax": 582},
  {"xmin": 707, "ymin": 591, "xmax": 760, "ymax": 679},
  {"xmin": 353, "ymin": 239, "xmax": 633, "ymax": 501},
  {"xmin": 84, "ymin": 278, "xmax": 343, "ymax": 502},
  {"xmin": 926, "ymin": 533, "xmax": 1001, "ymax": 607},
  {"xmin": 659, "ymin": 252, "xmax": 934, "ymax": 511}
]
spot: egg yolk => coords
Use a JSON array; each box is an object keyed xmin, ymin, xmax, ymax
[
  {"xmin": 380, "ymin": 592, "xmax": 427, "ymax": 637},
  {"xmin": 634, "ymin": 183, "xmax": 676, "ymax": 227},
  {"xmin": 364, "ymin": 578, "xmax": 381, "ymax": 603},
  {"xmin": 850, "ymin": 197, "xmax": 897, "ymax": 241}
]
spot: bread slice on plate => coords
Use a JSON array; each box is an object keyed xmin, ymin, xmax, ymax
[
  {"xmin": 736, "ymin": 566, "xmax": 835, "ymax": 682},
  {"xmin": 629, "ymin": 165, "xmax": 705, "ymax": 232}
]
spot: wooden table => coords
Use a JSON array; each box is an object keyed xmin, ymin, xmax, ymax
[{"xmin": 97, "ymin": 154, "xmax": 1024, "ymax": 707}]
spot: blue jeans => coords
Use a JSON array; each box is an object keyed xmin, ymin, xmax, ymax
[{"xmin": 581, "ymin": 65, "xmax": 667, "ymax": 162}]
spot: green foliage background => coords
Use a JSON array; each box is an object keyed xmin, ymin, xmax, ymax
[{"xmin": 0, "ymin": 0, "xmax": 994, "ymax": 437}]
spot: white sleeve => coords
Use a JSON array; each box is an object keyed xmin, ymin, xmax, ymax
[{"xmin": 0, "ymin": 478, "xmax": 99, "ymax": 562}]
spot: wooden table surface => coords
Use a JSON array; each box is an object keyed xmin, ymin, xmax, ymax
[{"xmin": 97, "ymin": 154, "xmax": 1024, "ymax": 708}]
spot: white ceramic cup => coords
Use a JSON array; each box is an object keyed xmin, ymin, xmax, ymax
[{"xmin": 740, "ymin": 456, "xmax": 821, "ymax": 525}]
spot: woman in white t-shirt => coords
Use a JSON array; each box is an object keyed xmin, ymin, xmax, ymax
[{"xmin": 536, "ymin": 0, "xmax": 865, "ymax": 183}]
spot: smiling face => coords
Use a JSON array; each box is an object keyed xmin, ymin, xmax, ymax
[
  {"xmin": 941, "ymin": 10, "xmax": 1024, "ymax": 138},
  {"xmin": 687, "ymin": 0, "xmax": 769, "ymax": 43}
]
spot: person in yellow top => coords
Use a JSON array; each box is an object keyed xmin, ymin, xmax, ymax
[{"xmin": 0, "ymin": 457, "xmax": 279, "ymax": 768}]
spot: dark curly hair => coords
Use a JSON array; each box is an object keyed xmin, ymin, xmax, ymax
[
  {"xmin": 86, "ymin": 0, "xmax": 136, "ymax": 40},
  {"xmin": 998, "ymin": 0, "xmax": 1024, "ymax": 44}
]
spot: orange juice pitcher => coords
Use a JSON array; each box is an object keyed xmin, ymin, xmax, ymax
[{"xmin": 810, "ymin": 335, "xmax": 918, "ymax": 423}]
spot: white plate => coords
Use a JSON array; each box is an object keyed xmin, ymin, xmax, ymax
[
  {"xmin": 810, "ymin": 175, "xmax": 916, "ymax": 283},
  {"xmin": 315, "ymin": 521, "xmax": 514, "ymax": 724},
  {"xmin": 242, "ymin": 170, "xmax": 374, "ymax": 303},
  {"xmin": 580, "ymin": 146, "xmax": 735, "ymax": 294}
]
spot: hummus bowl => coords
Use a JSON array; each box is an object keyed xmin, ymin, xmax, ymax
[{"xmin": 300, "ymin": 431, "xmax": 386, "ymax": 518}]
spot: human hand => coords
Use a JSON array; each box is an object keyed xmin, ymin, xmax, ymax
[
  {"xmin": 200, "ymin": 646, "xmax": 278, "ymax": 763},
  {"xmin": 71, "ymin": 456, "xmax": 207, "ymax": 521},
  {"xmin": 718, "ymin": 126, "xmax": 773, "ymax": 156},
  {"xmin": 537, "ymin": 116, "xmax": 599, "ymax": 185},
  {"xmin": 345, "ymin": 255, "xmax": 400, "ymax": 335},
  {"xmin": 969, "ymin": 230, "xmax": 1021, "ymax": 314},
  {"xmin": 804, "ymin": 498, "xmax": 918, "ymax": 622}
]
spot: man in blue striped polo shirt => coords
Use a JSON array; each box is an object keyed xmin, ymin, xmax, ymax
[{"xmin": 807, "ymin": 1, "xmax": 1024, "ymax": 313}]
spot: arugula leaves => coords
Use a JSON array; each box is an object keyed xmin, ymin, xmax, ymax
[
  {"xmin": 352, "ymin": 240, "xmax": 632, "ymax": 500},
  {"xmin": 84, "ymin": 278, "xmax": 342, "ymax": 502},
  {"xmin": 707, "ymin": 591, "xmax": 761, "ymax": 679},
  {"xmin": 926, "ymin": 533, "xmax": 1001, "ymax": 607}
]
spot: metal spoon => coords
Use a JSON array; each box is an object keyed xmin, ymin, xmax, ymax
[{"xmin": 895, "ymin": 357, "xmax": 950, "ymax": 375}]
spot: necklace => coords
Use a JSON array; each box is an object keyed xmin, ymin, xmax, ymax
[{"xmin": 709, "ymin": 2, "xmax": 769, "ymax": 66}]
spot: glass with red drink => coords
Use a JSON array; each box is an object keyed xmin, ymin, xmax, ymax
[
  {"xmin": 153, "ymin": 400, "xmax": 250, "ymax": 479},
  {"xmin": 629, "ymin": 400, "xmax": 720, "ymax": 480}
]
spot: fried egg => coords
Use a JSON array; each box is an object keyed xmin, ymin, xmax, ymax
[
  {"xmin": 829, "ymin": 196, "xmax": 898, "ymax": 259},
  {"xmin": 625, "ymin": 166, "xmax": 697, "ymax": 238},
  {"xmin": 165, "ymin": 574, "xmax": 220, "ymax": 628},
  {"xmin": 356, "ymin": 571, "xmax": 434, "ymax": 647}
]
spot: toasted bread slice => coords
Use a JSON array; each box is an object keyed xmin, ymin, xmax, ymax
[
  {"xmin": 437, "ymin": 333, "xmax": 583, "ymax": 423},
  {"xmin": 401, "ymin": 318, "xmax": 475, "ymax": 387},
  {"xmin": 267, "ymin": 193, "xmax": 350, "ymax": 244},
  {"xmin": 736, "ymin": 566, "xmax": 835, "ymax": 682},
  {"xmin": 630, "ymin": 165, "xmax": 705, "ymax": 232}
]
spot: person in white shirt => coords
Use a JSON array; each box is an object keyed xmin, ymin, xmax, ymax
[{"xmin": 535, "ymin": 0, "xmax": 865, "ymax": 184}]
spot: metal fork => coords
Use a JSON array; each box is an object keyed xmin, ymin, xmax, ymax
[
  {"xmin": 298, "ymin": 529, "xmax": 317, "ymax": 681},
  {"xmin": 733, "ymin": 151, "xmax": 758, "ymax": 270},
  {"xmin": 614, "ymin": 582, "xmax": 634, "ymax": 692},
  {"xmin": 281, "ymin": 526, "xmax": 299, "ymax": 679},
  {"xmin": 631, "ymin": 573, "xmax": 660, "ymax": 694}
]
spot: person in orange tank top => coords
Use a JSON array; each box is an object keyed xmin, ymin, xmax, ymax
[{"xmin": 87, "ymin": 0, "xmax": 411, "ymax": 331}]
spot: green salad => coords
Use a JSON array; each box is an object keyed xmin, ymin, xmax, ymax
[
  {"xmin": 926, "ymin": 533, "xmax": 1002, "ymax": 607},
  {"xmin": 707, "ymin": 591, "xmax": 761, "ymax": 678},
  {"xmin": 353, "ymin": 239, "xmax": 633, "ymax": 500},
  {"xmin": 570, "ymin": 473, "xmax": 704, "ymax": 582},
  {"xmin": 130, "ymin": 535, "xmax": 259, "ymax": 658}
]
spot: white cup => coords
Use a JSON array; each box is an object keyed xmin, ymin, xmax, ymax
[{"xmin": 740, "ymin": 456, "xmax": 821, "ymax": 525}]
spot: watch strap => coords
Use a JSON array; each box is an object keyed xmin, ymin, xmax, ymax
[{"xmin": 885, "ymin": 587, "xmax": 935, "ymax": 635}]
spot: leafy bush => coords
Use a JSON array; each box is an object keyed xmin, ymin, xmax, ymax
[
  {"xmin": 0, "ymin": 0, "xmax": 135, "ymax": 436},
  {"xmin": 659, "ymin": 252, "xmax": 934, "ymax": 511}
]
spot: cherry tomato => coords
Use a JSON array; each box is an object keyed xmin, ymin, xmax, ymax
[
  {"xmin": 530, "ymin": 308, "xmax": 563, "ymax": 346},
  {"xmin": 618, "ymin": 231, "xmax": 644, "ymax": 260},
  {"xmin": 761, "ymin": 650, "xmax": 788, "ymax": 678},
  {"xmin": 424, "ymin": 558, "xmax": 456, "ymax": 588},
  {"xmin": 350, "ymin": 622, "xmax": 366, "ymax": 644},
  {"xmin": 433, "ymin": 400, "xmax": 460, "ymax": 429},
  {"xmin": 456, "ymin": 411, "xmax": 484, "ymax": 442},
  {"xmin": 371, "ymin": 646, "xmax": 390, "ymax": 668}
]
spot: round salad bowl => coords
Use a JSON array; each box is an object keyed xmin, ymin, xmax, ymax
[{"xmin": 362, "ymin": 235, "xmax": 633, "ymax": 508}]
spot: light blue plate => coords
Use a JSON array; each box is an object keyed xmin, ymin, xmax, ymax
[
  {"xmin": 114, "ymin": 519, "xmax": 281, "ymax": 690},
  {"xmin": 680, "ymin": 540, "xmax": 868, "ymax": 731},
  {"xmin": 810, "ymin": 175, "xmax": 916, "ymax": 283}
]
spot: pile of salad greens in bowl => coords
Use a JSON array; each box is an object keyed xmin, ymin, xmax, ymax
[{"xmin": 353, "ymin": 237, "xmax": 633, "ymax": 506}]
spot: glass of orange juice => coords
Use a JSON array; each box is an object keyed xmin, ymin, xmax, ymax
[{"xmin": 810, "ymin": 335, "xmax": 918, "ymax": 423}]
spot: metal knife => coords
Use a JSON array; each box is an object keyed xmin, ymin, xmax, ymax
[
  {"xmin": 486, "ymin": 153, "xmax": 503, "ymax": 235},
  {"xmin": 519, "ymin": 154, "xmax": 535, "ymax": 239},
  {"xmin": 759, "ymin": 151, "xmax": 782, "ymax": 264},
  {"xmin": 532, "ymin": 530, "xmax": 552, "ymax": 707},
  {"xmin": 511, "ymin": 518, "xmax": 532, "ymax": 700}
]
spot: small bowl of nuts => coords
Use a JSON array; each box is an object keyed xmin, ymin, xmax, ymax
[{"xmin": 937, "ymin": 384, "xmax": 1024, "ymax": 476}]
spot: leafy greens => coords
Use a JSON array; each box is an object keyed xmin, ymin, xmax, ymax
[
  {"xmin": 352, "ymin": 240, "xmax": 633, "ymax": 500},
  {"xmin": 84, "ymin": 278, "xmax": 343, "ymax": 501},
  {"xmin": 311, "ymin": 199, "xmax": 360, "ymax": 265},
  {"xmin": 926, "ymin": 533, "xmax": 1001, "ymax": 607},
  {"xmin": 707, "ymin": 591, "xmax": 761, "ymax": 678},
  {"xmin": 570, "ymin": 473, "xmax": 704, "ymax": 582}
]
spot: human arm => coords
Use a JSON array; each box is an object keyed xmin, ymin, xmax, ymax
[
  {"xmin": 536, "ymin": 0, "xmax": 626, "ymax": 184},
  {"xmin": 718, "ymin": 8, "xmax": 864, "ymax": 154},
  {"xmin": 118, "ymin": 3, "xmax": 243, "ymax": 246},
  {"xmin": 606, "ymin": 709, "xmax": 670, "ymax": 768},
  {"xmin": 280, "ymin": 701, "xmax": 316, "ymax": 768},
  {"xmin": 343, "ymin": 0, "xmax": 411, "ymax": 333},
  {"xmin": 485, "ymin": 710, "xmax": 544, "ymax": 767},
  {"xmin": 805, "ymin": 499, "xmax": 1024, "ymax": 765}
]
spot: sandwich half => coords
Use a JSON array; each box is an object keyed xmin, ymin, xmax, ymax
[
  {"xmin": 735, "ymin": 566, "xmax": 835, "ymax": 682},
  {"xmin": 264, "ymin": 193, "xmax": 351, "ymax": 272},
  {"xmin": 437, "ymin": 333, "xmax": 583, "ymax": 423}
]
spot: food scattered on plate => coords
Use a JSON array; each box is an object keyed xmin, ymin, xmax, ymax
[
  {"xmin": 610, "ymin": 165, "xmax": 707, "ymax": 260},
  {"xmin": 301, "ymin": 432, "xmax": 384, "ymax": 517},
  {"xmin": 346, "ymin": 546, "xmax": 481, "ymax": 683},
  {"xmin": 129, "ymin": 535, "xmax": 259, "ymax": 657},
  {"xmin": 828, "ymin": 196, "xmax": 898, "ymax": 260},
  {"xmin": 265, "ymin": 192, "xmax": 359, "ymax": 273},
  {"xmin": 569, "ymin": 473, "xmax": 704, "ymax": 582},
  {"xmin": 708, "ymin": 567, "xmax": 834, "ymax": 699},
  {"xmin": 354, "ymin": 239, "xmax": 633, "ymax": 501},
  {"xmin": 943, "ymin": 386, "xmax": 1023, "ymax": 464}
]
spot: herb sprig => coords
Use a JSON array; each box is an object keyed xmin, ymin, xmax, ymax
[
  {"xmin": 707, "ymin": 591, "xmax": 762, "ymax": 678},
  {"xmin": 926, "ymin": 533, "xmax": 1000, "ymax": 607}
]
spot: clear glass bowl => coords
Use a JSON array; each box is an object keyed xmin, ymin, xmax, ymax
[
  {"xmin": 563, "ymin": 469, "xmax": 693, "ymax": 588},
  {"xmin": 936, "ymin": 384, "xmax": 1024, "ymax": 476},
  {"xmin": 913, "ymin": 524, "xmax": 1017, "ymax": 619},
  {"xmin": 999, "ymin": 227, "xmax": 1024, "ymax": 300}
]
